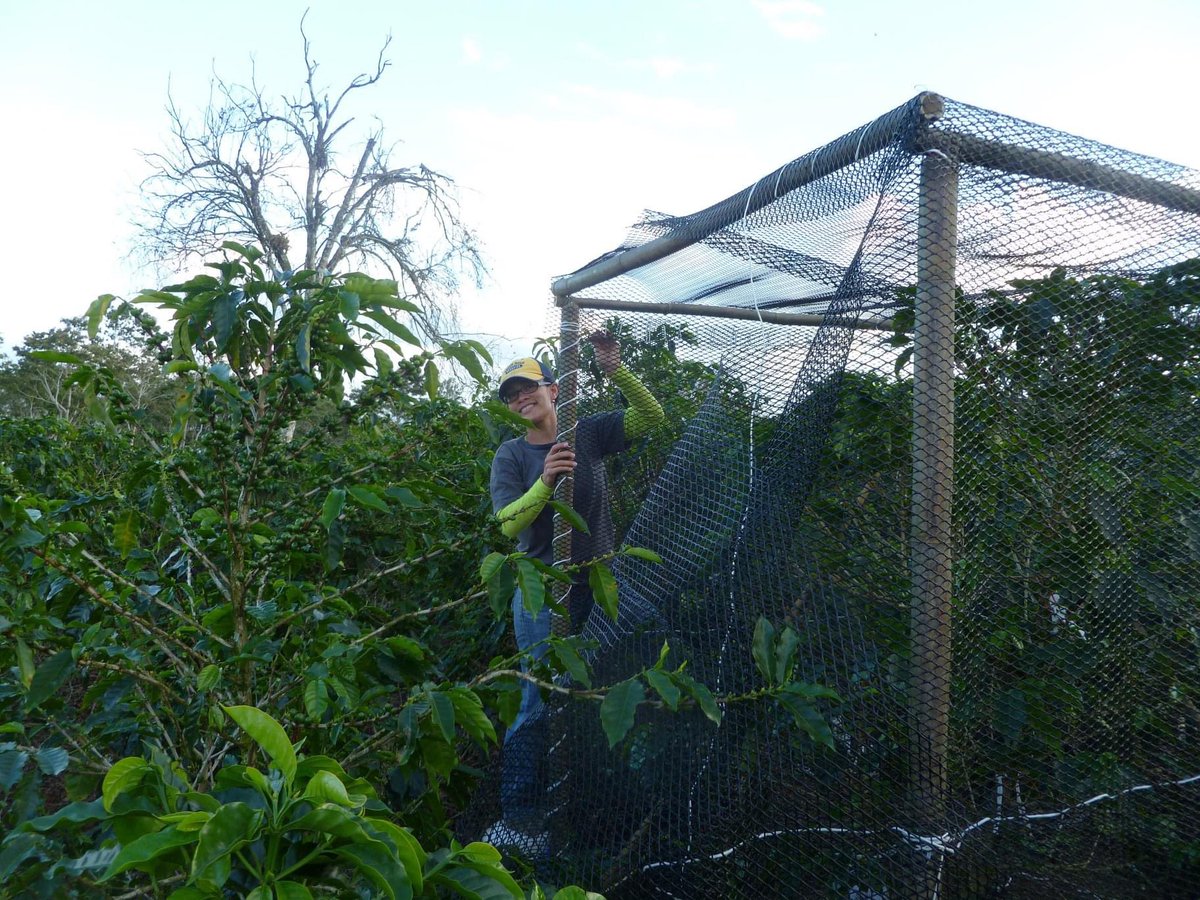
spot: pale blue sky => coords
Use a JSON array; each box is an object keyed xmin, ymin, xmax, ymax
[{"xmin": 3, "ymin": 0, "xmax": 1199, "ymax": 357}]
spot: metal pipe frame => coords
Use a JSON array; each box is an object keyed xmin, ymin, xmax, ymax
[{"xmin": 560, "ymin": 296, "xmax": 897, "ymax": 331}]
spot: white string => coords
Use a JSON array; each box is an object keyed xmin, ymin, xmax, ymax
[
  {"xmin": 853, "ymin": 121, "xmax": 871, "ymax": 162},
  {"xmin": 808, "ymin": 145, "xmax": 822, "ymax": 179},
  {"xmin": 689, "ymin": 177, "xmax": 776, "ymax": 845},
  {"xmin": 628, "ymin": 769, "xmax": 1200, "ymax": 879},
  {"xmin": 549, "ymin": 341, "xmax": 583, "ymax": 569},
  {"xmin": 741, "ymin": 178, "xmax": 765, "ymax": 326},
  {"xmin": 686, "ymin": 380, "xmax": 760, "ymax": 852},
  {"xmin": 771, "ymin": 161, "xmax": 789, "ymax": 199}
]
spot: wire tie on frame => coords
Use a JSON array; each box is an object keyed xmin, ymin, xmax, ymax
[
  {"xmin": 853, "ymin": 122, "xmax": 870, "ymax": 162},
  {"xmin": 741, "ymin": 178, "xmax": 765, "ymax": 325},
  {"xmin": 809, "ymin": 145, "xmax": 825, "ymax": 179},
  {"xmin": 772, "ymin": 163, "xmax": 788, "ymax": 199}
]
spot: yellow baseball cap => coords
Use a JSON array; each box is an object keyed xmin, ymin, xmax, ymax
[{"xmin": 498, "ymin": 357, "xmax": 556, "ymax": 399}]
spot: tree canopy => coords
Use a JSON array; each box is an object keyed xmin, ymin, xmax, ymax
[{"xmin": 136, "ymin": 17, "xmax": 483, "ymax": 339}]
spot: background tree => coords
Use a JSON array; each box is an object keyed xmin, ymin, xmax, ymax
[
  {"xmin": 0, "ymin": 311, "xmax": 174, "ymax": 426},
  {"xmin": 136, "ymin": 16, "xmax": 483, "ymax": 339}
]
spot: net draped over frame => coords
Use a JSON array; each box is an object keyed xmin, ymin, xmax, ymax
[{"xmin": 465, "ymin": 94, "xmax": 1200, "ymax": 899}]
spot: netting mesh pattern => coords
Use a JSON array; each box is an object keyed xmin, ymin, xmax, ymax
[{"xmin": 465, "ymin": 95, "xmax": 1200, "ymax": 897}]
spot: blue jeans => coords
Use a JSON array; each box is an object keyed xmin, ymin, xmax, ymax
[{"xmin": 501, "ymin": 587, "xmax": 550, "ymax": 828}]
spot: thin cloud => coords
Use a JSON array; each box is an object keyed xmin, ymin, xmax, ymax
[
  {"xmin": 460, "ymin": 36, "xmax": 510, "ymax": 72},
  {"xmin": 752, "ymin": 0, "xmax": 826, "ymax": 41},
  {"xmin": 646, "ymin": 57, "xmax": 691, "ymax": 79},
  {"xmin": 563, "ymin": 83, "xmax": 736, "ymax": 128},
  {"xmin": 575, "ymin": 42, "xmax": 713, "ymax": 80}
]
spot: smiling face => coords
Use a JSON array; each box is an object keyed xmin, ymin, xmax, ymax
[{"xmin": 505, "ymin": 378, "xmax": 558, "ymax": 428}]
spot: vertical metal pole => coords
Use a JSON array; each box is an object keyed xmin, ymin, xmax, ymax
[
  {"xmin": 910, "ymin": 150, "xmax": 958, "ymax": 827},
  {"xmin": 552, "ymin": 301, "xmax": 581, "ymax": 636}
]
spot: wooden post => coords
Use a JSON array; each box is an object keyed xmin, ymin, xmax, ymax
[
  {"xmin": 551, "ymin": 301, "xmax": 581, "ymax": 636},
  {"xmin": 909, "ymin": 147, "xmax": 958, "ymax": 829}
]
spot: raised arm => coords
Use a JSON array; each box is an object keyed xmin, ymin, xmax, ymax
[
  {"xmin": 611, "ymin": 366, "xmax": 664, "ymax": 439},
  {"xmin": 588, "ymin": 331, "xmax": 665, "ymax": 440}
]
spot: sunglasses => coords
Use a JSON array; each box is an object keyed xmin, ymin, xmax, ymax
[{"xmin": 501, "ymin": 379, "xmax": 552, "ymax": 404}]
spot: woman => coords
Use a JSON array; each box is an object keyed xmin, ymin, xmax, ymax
[{"xmin": 486, "ymin": 330, "xmax": 664, "ymax": 847}]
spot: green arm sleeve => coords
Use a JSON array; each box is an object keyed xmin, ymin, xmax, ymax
[
  {"xmin": 611, "ymin": 366, "xmax": 665, "ymax": 440},
  {"xmin": 495, "ymin": 477, "xmax": 554, "ymax": 539}
]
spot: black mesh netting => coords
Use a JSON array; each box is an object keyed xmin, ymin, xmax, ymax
[{"xmin": 462, "ymin": 94, "xmax": 1200, "ymax": 897}]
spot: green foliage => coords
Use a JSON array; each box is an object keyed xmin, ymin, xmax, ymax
[
  {"xmin": 949, "ymin": 263, "xmax": 1200, "ymax": 789},
  {"xmin": 599, "ymin": 680, "xmax": 646, "ymax": 749},
  {"xmin": 583, "ymin": 628, "xmax": 839, "ymax": 750},
  {"xmin": 586, "ymin": 563, "xmax": 619, "ymax": 623},
  {"xmin": 791, "ymin": 260, "xmax": 1200, "ymax": 877},
  {"xmin": 0, "ymin": 245, "xmax": 834, "ymax": 898},
  {"xmin": 6, "ymin": 706, "xmax": 519, "ymax": 899},
  {"xmin": 0, "ymin": 248, "xmax": 517, "ymax": 895},
  {"xmin": 0, "ymin": 306, "xmax": 175, "ymax": 426}
]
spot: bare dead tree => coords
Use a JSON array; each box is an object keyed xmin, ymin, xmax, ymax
[{"xmin": 135, "ymin": 16, "xmax": 483, "ymax": 338}]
